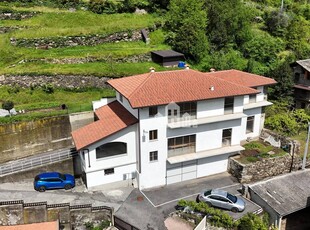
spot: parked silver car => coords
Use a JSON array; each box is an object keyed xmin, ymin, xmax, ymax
[{"xmin": 198, "ymin": 189, "xmax": 245, "ymax": 212}]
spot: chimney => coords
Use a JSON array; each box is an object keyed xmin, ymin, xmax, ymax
[
  {"xmin": 210, "ymin": 85, "xmax": 215, "ymax": 91},
  {"xmin": 210, "ymin": 68, "xmax": 216, "ymax": 72},
  {"xmin": 150, "ymin": 67, "xmax": 155, "ymax": 72},
  {"xmin": 185, "ymin": 64, "xmax": 190, "ymax": 70}
]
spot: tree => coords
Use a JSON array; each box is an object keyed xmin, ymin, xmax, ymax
[
  {"xmin": 265, "ymin": 10, "xmax": 289, "ymax": 37},
  {"xmin": 2, "ymin": 101, "xmax": 14, "ymax": 116},
  {"xmin": 165, "ymin": 0, "xmax": 208, "ymax": 62},
  {"xmin": 267, "ymin": 59, "xmax": 294, "ymax": 102},
  {"xmin": 205, "ymin": 0, "xmax": 252, "ymax": 50}
]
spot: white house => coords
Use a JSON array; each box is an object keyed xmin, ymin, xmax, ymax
[{"xmin": 72, "ymin": 69, "xmax": 276, "ymax": 189}]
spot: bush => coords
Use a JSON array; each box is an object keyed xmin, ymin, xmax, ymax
[
  {"xmin": 2, "ymin": 100, "xmax": 14, "ymax": 112},
  {"xmin": 237, "ymin": 213, "xmax": 268, "ymax": 230},
  {"xmin": 177, "ymin": 200, "xmax": 236, "ymax": 228},
  {"xmin": 89, "ymin": 0, "xmax": 120, "ymax": 14}
]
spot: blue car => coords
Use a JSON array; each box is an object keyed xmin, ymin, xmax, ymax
[{"xmin": 34, "ymin": 172, "xmax": 75, "ymax": 192}]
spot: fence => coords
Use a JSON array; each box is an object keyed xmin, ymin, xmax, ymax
[{"xmin": 0, "ymin": 148, "xmax": 77, "ymax": 176}]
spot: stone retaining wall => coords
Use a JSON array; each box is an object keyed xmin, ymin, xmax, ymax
[
  {"xmin": 0, "ymin": 201, "xmax": 112, "ymax": 229},
  {"xmin": 0, "ymin": 11, "xmax": 38, "ymax": 20},
  {"xmin": 11, "ymin": 29, "xmax": 144, "ymax": 48},
  {"xmin": 229, "ymin": 154, "xmax": 302, "ymax": 184},
  {"xmin": 22, "ymin": 53, "xmax": 151, "ymax": 64},
  {"xmin": 229, "ymin": 129, "xmax": 302, "ymax": 183},
  {"xmin": 0, "ymin": 74, "xmax": 110, "ymax": 88}
]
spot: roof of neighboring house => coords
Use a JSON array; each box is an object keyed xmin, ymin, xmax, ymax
[
  {"xmin": 72, "ymin": 101, "xmax": 138, "ymax": 151},
  {"xmin": 294, "ymin": 84, "xmax": 310, "ymax": 91},
  {"xmin": 249, "ymin": 170, "xmax": 310, "ymax": 217},
  {"xmin": 212, "ymin": 69, "xmax": 277, "ymax": 88},
  {"xmin": 0, "ymin": 221, "xmax": 59, "ymax": 230},
  {"xmin": 291, "ymin": 59, "xmax": 310, "ymax": 72},
  {"xmin": 151, "ymin": 50, "xmax": 184, "ymax": 58},
  {"xmin": 108, "ymin": 69, "xmax": 275, "ymax": 108}
]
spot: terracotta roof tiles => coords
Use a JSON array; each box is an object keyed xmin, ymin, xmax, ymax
[
  {"xmin": 72, "ymin": 101, "xmax": 138, "ymax": 150},
  {"xmin": 108, "ymin": 69, "xmax": 275, "ymax": 108}
]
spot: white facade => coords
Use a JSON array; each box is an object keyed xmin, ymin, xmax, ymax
[{"xmin": 79, "ymin": 86, "xmax": 271, "ymax": 189}]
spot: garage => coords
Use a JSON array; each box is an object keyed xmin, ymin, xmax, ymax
[
  {"xmin": 197, "ymin": 154, "xmax": 229, "ymax": 177},
  {"xmin": 166, "ymin": 160, "xmax": 197, "ymax": 184}
]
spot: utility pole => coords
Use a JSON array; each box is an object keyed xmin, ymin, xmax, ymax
[
  {"xmin": 280, "ymin": 0, "xmax": 284, "ymax": 11},
  {"xmin": 302, "ymin": 122, "xmax": 310, "ymax": 170}
]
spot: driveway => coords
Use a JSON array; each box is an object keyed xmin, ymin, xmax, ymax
[{"xmin": 115, "ymin": 172, "xmax": 262, "ymax": 230}]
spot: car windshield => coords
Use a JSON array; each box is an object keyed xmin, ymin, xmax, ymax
[
  {"xmin": 58, "ymin": 173, "xmax": 66, "ymax": 180},
  {"xmin": 227, "ymin": 193, "xmax": 237, "ymax": 203},
  {"xmin": 204, "ymin": 190, "xmax": 212, "ymax": 196},
  {"xmin": 35, "ymin": 176, "xmax": 40, "ymax": 181}
]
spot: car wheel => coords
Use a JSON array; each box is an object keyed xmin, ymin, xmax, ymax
[
  {"xmin": 231, "ymin": 207, "xmax": 239, "ymax": 213},
  {"xmin": 38, "ymin": 186, "xmax": 46, "ymax": 192},
  {"xmin": 205, "ymin": 201, "xmax": 212, "ymax": 207},
  {"xmin": 64, "ymin": 184, "xmax": 72, "ymax": 190}
]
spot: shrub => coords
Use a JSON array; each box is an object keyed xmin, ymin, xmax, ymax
[
  {"xmin": 237, "ymin": 213, "xmax": 268, "ymax": 230},
  {"xmin": 89, "ymin": 0, "xmax": 120, "ymax": 14},
  {"xmin": 177, "ymin": 200, "xmax": 237, "ymax": 228},
  {"xmin": 2, "ymin": 101, "xmax": 14, "ymax": 113},
  {"xmin": 41, "ymin": 84, "xmax": 54, "ymax": 94}
]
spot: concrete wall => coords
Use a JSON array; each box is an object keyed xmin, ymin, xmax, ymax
[
  {"xmin": 69, "ymin": 111, "xmax": 94, "ymax": 132},
  {"xmin": 0, "ymin": 158, "xmax": 75, "ymax": 183},
  {"xmin": 0, "ymin": 116, "xmax": 73, "ymax": 164}
]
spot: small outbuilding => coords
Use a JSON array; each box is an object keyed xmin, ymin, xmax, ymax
[{"xmin": 151, "ymin": 50, "xmax": 185, "ymax": 67}]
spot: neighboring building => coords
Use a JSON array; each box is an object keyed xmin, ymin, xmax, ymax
[
  {"xmin": 0, "ymin": 221, "xmax": 59, "ymax": 230},
  {"xmin": 291, "ymin": 59, "xmax": 310, "ymax": 109},
  {"xmin": 151, "ymin": 50, "xmax": 185, "ymax": 67},
  {"xmin": 72, "ymin": 69, "xmax": 276, "ymax": 190}
]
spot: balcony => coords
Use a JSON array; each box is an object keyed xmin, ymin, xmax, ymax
[
  {"xmin": 167, "ymin": 112, "xmax": 246, "ymax": 129},
  {"xmin": 167, "ymin": 145, "xmax": 245, "ymax": 164},
  {"xmin": 243, "ymin": 100, "xmax": 273, "ymax": 110}
]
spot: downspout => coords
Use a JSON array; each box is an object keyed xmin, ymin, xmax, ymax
[
  {"xmin": 138, "ymin": 109, "xmax": 141, "ymax": 174},
  {"xmin": 84, "ymin": 149, "xmax": 91, "ymax": 168}
]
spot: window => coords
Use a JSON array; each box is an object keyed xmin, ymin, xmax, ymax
[
  {"xmin": 168, "ymin": 135, "xmax": 196, "ymax": 157},
  {"xmin": 246, "ymin": 116, "xmax": 254, "ymax": 133},
  {"xmin": 149, "ymin": 106, "xmax": 158, "ymax": 117},
  {"xmin": 119, "ymin": 94, "xmax": 123, "ymax": 103},
  {"xmin": 149, "ymin": 130, "xmax": 158, "ymax": 141},
  {"xmin": 224, "ymin": 97, "xmax": 234, "ymax": 114},
  {"xmin": 179, "ymin": 102, "xmax": 197, "ymax": 117},
  {"xmin": 249, "ymin": 94, "xmax": 256, "ymax": 103},
  {"xmin": 149, "ymin": 151, "xmax": 158, "ymax": 162},
  {"xmin": 104, "ymin": 168, "xmax": 114, "ymax": 175},
  {"xmin": 295, "ymin": 72, "xmax": 300, "ymax": 82},
  {"xmin": 222, "ymin": 129, "xmax": 232, "ymax": 146},
  {"xmin": 96, "ymin": 142, "xmax": 127, "ymax": 159}
]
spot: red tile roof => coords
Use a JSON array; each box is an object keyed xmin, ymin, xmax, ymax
[
  {"xmin": 72, "ymin": 101, "xmax": 138, "ymax": 151},
  {"xmin": 212, "ymin": 69, "xmax": 277, "ymax": 87},
  {"xmin": 0, "ymin": 221, "xmax": 59, "ymax": 230},
  {"xmin": 108, "ymin": 69, "xmax": 275, "ymax": 108}
]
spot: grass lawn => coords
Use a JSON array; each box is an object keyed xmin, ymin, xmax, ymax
[
  {"xmin": 0, "ymin": 86, "xmax": 115, "ymax": 123},
  {"xmin": 238, "ymin": 140, "xmax": 287, "ymax": 164},
  {"xmin": 1, "ymin": 62, "xmax": 169, "ymax": 76},
  {"xmin": 3, "ymin": 12, "xmax": 159, "ymax": 38}
]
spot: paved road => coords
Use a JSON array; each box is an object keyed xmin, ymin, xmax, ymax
[
  {"xmin": 0, "ymin": 178, "xmax": 134, "ymax": 211},
  {"xmin": 0, "ymin": 172, "xmax": 262, "ymax": 229}
]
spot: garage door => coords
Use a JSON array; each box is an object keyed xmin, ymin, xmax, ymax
[
  {"xmin": 197, "ymin": 155, "xmax": 228, "ymax": 178},
  {"xmin": 166, "ymin": 160, "xmax": 197, "ymax": 185}
]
